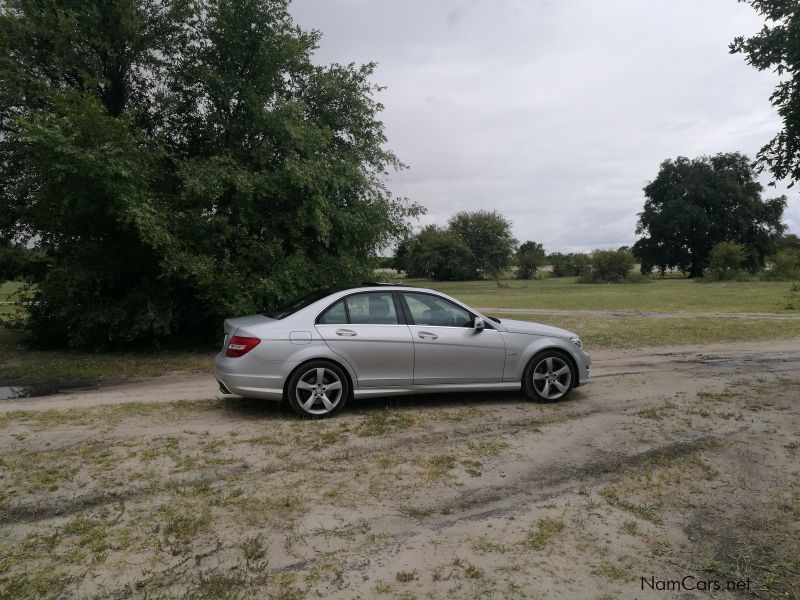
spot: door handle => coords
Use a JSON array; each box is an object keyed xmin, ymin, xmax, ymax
[
  {"xmin": 418, "ymin": 331, "xmax": 438, "ymax": 340},
  {"xmin": 335, "ymin": 329, "xmax": 357, "ymax": 337}
]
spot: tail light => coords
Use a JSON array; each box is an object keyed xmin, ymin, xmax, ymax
[{"xmin": 225, "ymin": 336, "xmax": 261, "ymax": 358}]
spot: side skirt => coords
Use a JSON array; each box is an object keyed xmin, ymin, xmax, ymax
[{"xmin": 353, "ymin": 382, "xmax": 521, "ymax": 398}]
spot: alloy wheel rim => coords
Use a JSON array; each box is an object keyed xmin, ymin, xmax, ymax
[
  {"xmin": 532, "ymin": 356, "xmax": 571, "ymax": 400},
  {"xmin": 295, "ymin": 367, "xmax": 343, "ymax": 415}
]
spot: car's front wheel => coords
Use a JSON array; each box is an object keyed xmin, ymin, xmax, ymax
[
  {"xmin": 286, "ymin": 360, "xmax": 349, "ymax": 419},
  {"xmin": 522, "ymin": 350, "xmax": 575, "ymax": 402}
]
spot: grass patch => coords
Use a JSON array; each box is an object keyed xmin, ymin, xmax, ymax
[
  {"xmin": 636, "ymin": 402, "xmax": 675, "ymax": 420},
  {"xmin": 395, "ymin": 570, "xmax": 418, "ymax": 583},
  {"xmin": 592, "ymin": 561, "xmax": 630, "ymax": 581},
  {"xmin": 0, "ymin": 398, "xmax": 227, "ymax": 431},
  {"xmin": 467, "ymin": 439, "xmax": 509, "ymax": 456},
  {"xmin": 355, "ymin": 411, "xmax": 416, "ymax": 437},
  {"xmin": 600, "ymin": 487, "xmax": 663, "ymax": 525},
  {"xmin": 523, "ymin": 517, "xmax": 566, "ymax": 550},
  {"xmin": 400, "ymin": 505, "xmax": 433, "ymax": 519},
  {"xmin": 621, "ymin": 520, "xmax": 640, "ymax": 535},
  {"xmin": 161, "ymin": 508, "xmax": 212, "ymax": 555},
  {"xmin": 420, "ymin": 453, "xmax": 458, "ymax": 478},
  {"xmin": 472, "ymin": 536, "xmax": 510, "ymax": 554},
  {"xmin": 240, "ymin": 534, "xmax": 267, "ymax": 562}
]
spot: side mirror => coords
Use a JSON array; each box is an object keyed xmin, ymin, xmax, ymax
[{"xmin": 473, "ymin": 316, "xmax": 485, "ymax": 331}]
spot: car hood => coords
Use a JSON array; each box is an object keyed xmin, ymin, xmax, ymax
[{"xmin": 498, "ymin": 318, "xmax": 577, "ymax": 339}]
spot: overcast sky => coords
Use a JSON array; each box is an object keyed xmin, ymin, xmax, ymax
[{"xmin": 290, "ymin": 0, "xmax": 798, "ymax": 252}]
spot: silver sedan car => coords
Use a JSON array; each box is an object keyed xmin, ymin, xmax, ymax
[{"xmin": 214, "ymin": 284, "xmax": 591, "ymax": 418}]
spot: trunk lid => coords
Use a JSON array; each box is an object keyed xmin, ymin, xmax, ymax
[
  {"xmin": 221, "ymin": 314, "xmax": 276, "ymax": 351},
  {"xmin": 223, "ymin": 314, "xmax": 276, "ymax": 335}
]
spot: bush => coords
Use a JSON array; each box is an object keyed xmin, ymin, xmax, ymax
[
  {"xmin": 549, "ymin": 253, "xmax": 591, "ymax": 277},
  {"xmin": 767, "ymin": 249, "xmax": 800, "ymax": 280},
  {"xmin": 374, "ymin": 256, "xmax": 394, "ymax": 270},
  {"xmin": 785, "ymin": 283, "xmax": 800, "ymax": 310},
  {"xmin": 579, "ymin": 249, "xmax": 637, "ymax": 283},
  {"xmin": 624, "ymin": 271, "xmax": 651, "ymax": 284},
  {"xmin": 398, "ymin": 211, "xmax": 516, "ymax": 281},
  {"xmin": 0, "ymin": 239, "xmax": 48, "ymax": 282},
  {"xmin": 516, "ymin": 241, "xmax": 546, "ymax": 279},
  {"xmin": 402, "ymin": 226, "xmax": 478, "ymax": 280},
  {"xmin": 706, "ymin": 242, "xmax": 747, "ymax": 280}
]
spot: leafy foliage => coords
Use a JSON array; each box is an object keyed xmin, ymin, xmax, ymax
[
  {"xmin": 731, "ymin": 1, "xmax": 800, "ymax": 184},
  {"xmin": 548, "ymin": 252, "xmax": 591, "ymax": 277},
  {"xmin": 779, "ymin": 233, "xmax": 800, "ymax": 250},
  {"xmin": 516, "ymin": 241, "xmax": 546, "ymax": 279},
  {"xmin": 768, "ymin": 248, "xmax": 800, "ymax": 280},
  {"xmin": 0, "ymin": 0, "xmax": 420, "ymax": 349},
  {"xmin": 447, "ymin": 211, "xmax": 517, "ymax": 280},
  {"xmin": 398, "ymin": 226, "xmax": 477, "ymax": 281},
  {"xmin": 579, "ymin": 249, "xmax": 637, "ymax": 283},
  {"xmin": 706, "ymin": 242, "xmax": 748, "ymax": 281},
  {"xmin": 633, "ymin": 153, "xmax": 786, "ymax": 278},
  {"xmin": 0, "ymin": 238, "xmax": 45, "ymax": 282},
  {"xmin": 395, "ymin": 210, "xmax": 516, "ymax": 281}
]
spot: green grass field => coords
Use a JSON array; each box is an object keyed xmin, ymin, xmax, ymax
[
  {"xmin": 400, "ymin": 277, "xmax": 798, "ymax": 314},
  {"xmin": 0, "ymin": 329, "xmax": 212, "ymax": 384},
  {"xmin": 1, "ymin": 277, "xmax": 798, "ymax": 384},
  {"xmin": 495, "ymin": 313, "xmax": 800, "ymax": 349},
  {"xmin": 0, "ymin": 281, "xmax": 24, "ymax": 317},
  {"xmin": 0, "ymin": 282, "xmax": 211, "ymax": 383}
]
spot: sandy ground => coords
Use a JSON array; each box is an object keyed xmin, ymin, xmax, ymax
[{"xmin": 1, "ymin": 339, "xmax": 798, "ymax": 599}]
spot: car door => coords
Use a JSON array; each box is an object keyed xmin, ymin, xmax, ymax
[
  {"xmin": 315, "ymin": 292, "xmax": 414, "ymax": 387},
  {"xmin": 400, "ymin": 291, "xmax": 506, "ymax": 384}
]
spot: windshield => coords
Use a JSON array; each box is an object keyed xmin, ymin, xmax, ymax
[{"xmin": 263, "ymin": 288, "xmax": 342, "ymax": 320}]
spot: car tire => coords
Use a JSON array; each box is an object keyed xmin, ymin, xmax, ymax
[
  {"xmin": 286, "ymin": 360, "xmax": 349, "ymax": 419},
  {"xmin": 522, "ymin": 350, "xmax": 575, "ymax": 403}
]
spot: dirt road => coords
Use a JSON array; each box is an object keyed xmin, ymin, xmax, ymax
[{"xmin": 1, "ymin": 339, "xmax": 798, "ymax": 598}]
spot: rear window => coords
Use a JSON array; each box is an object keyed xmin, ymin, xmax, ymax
[{"xmin": 263, "ymin": 288, "xmax": 343, "ymax": 320}]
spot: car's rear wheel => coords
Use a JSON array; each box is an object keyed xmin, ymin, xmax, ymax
[
  {"xmin": 286, "ymin": 360, "xmax": 349, "ymax": 419},
  {"xmin": 522, "ymin": 350, "xmax": 575, "ymax": 402}
]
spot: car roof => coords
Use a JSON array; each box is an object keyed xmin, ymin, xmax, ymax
[{"xmin": 335, "ymin": 284, "xmax": 439, "ymax": 294}]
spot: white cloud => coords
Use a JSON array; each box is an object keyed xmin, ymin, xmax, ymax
[{"xmin": 291, "ymin": 0, "xmax": 798, "ymax": 251}]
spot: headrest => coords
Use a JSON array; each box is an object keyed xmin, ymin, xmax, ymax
[{"xmin": 369, "ymin": 296, "xmax": 390, "ymax": 317}]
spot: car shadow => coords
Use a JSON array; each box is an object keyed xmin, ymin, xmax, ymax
[
  {"xmin": 349, "ymin": 390, "xmax": 524, "ymax": 413},
  {"xmin": 217, "ymin": 389, "xmax": 583, "ymax": 420}
]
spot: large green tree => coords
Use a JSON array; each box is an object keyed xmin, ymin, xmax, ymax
[
  {"xmin": 395, "ymin": 210, "xmax": 517, "ymax": 281},
  {"xmin": 0, "ymin": 0, "xmax": 419, "ymax": 349},
  {"xmin": 515, "ymin": 241, "xmax": 546, "ymax": 279},
  {"xmin": 731, "ymin": 1, "xmax": 800, "ymax": 183},
  {"xmin": 633, "ymin": 153, "xmax": 786, "ymax": 277},
  {"xmin": 447, "ymin": 210, "xmax": 517, "ymax": 280},
  {"xmin": 398, "ymin": 226, "xmax": 477, "ymax": 281}
]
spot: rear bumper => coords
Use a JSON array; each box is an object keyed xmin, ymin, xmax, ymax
[{"xmin": 214, "ymin": 352, "xmax": 289, "ymax": 401}]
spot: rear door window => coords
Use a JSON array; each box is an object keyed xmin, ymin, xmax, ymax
[
  {"xmin": 317, "ymin": 293, "xmax": 400, "ymax": 325},
  {"xmin": 346, "ymin": 293, "xmax": 399, "ymax": 324}
]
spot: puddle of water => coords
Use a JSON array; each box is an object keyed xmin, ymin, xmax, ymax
[
  {"xmin": 0, "ymin": 382, "xmax": 98, "ymax": 400},
  {"xmin": 0, "ymin": 386, "xmax": 28, "ymax": 400}
]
